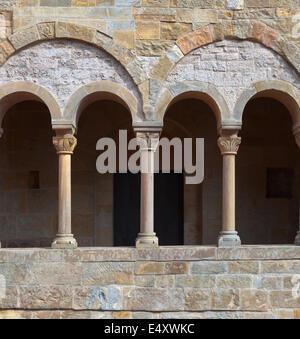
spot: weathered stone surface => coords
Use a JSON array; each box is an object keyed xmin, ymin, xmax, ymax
[
  {"xmin": 136, "ymin": 20, "xmax": 160, "ymax": 40},
  {"xmin": 176, "ymin": 25, "xmax": 212, "ymax": 54},
  {"xmin": 217, "ymin": 275, "xmax": 252, "ymax": 288},
  {"xmin": 124, "ymin": 287, "xmax": 185, "ymax": 311},
  {"xmin": 37, "ymin": 22, "xmax": 55, "ymax": 40},
  {"xmin": 73, "ymin": 285, "xmax": 123, "ymax": 311},
  {"xmin": 136, "ymin": 40, "xmax": 174, "ymax": 56},
  {"xmin": 240, "ymin": 289, "xmax": 269, "ymax": 311},
  {"xmin": 135, "ymin": 261, "xmax": 164, "ymax": 274},
  {"xmin": 270, "ymin": 291, "xmax": 300, "ymax": 308},
  {"xmin": 261, "ymin": 261, "xmax": 300, "ymax": 274},
  {"xmin": 176, "ymin": 274, "xmax": 216, "ymax": 288},
  {"xmin": 227, "ymin": 261, "xmax": 259, "ymax": 274},
  {"xmin": 82, "ymin": 262, "xmax": 134, "ymax": 285},
  {"xmin": 185, "ymin": 288, "xmax": 211, "ymax": 310},
  {"xmin": 161, "ymin": 22, "xmax": 192, "ymax": 40},
  {"xmin": 56, "ymin": 22, "xmax": 96, "ymax": 42},
  {"xmin": 8, "ymin": 25, "xmax": 40, "ymax": 50},
  {"xmin": 19, "ymin": 285, "xmax": 73, "ymax": 309},
  {"xmin": 165, "ymin": 262, "xmax": 189, "ymax": 274},
  {"xmin": 150, "ymin": 55, "xmax": 174, "ymax": 80},
  {"xmin": 113, "ymin": 30, "xmax": 135, "ymax": 50},
  {"xmin": 191, "ymin": 261, "xmax": 227, "ymax": 274},
  {"xmin": 211, "ymin": 289, "xmax": 240, "ymax": 310}
]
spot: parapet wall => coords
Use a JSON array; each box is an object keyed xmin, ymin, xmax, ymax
[{"xmin": 0, "ymin": 246, "xmax": 300, "ymax": 319}]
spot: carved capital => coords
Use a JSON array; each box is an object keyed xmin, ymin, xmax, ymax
[
  {"xmin": 218, "ymin": 136, "xmax": 241, "ymax": 155},
  {"xmin": 136, "ymin": 131, "xmax": 160, "ymax": 152},
  {"xmin": 53, "ymin": 135, "xmax": 77, "ymax": 154}
]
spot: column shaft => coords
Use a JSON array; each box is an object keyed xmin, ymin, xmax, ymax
[
  {"xmin": 218, "ymin": 133, "xmax": 241, "ymax": 247},
  {"xmin": 222, "ymin": 154, "xmax": 235, "ymax": 232},
  {"xmin": 58, "ymin": 153, "xmax": 72, "ymax": 236},
  {"xmin": 52, "ymin": 134, "xmax": 77, "ymax": 249},
  {"xmin": 135, "ymin": 131, "xmax": 160, "ymax": 248}
]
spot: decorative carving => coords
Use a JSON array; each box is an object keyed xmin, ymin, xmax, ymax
[
  {"xmin": 136, "ymin": 131, "xmax": 160, "ymax": 152},
  {"xmin": 218, "ymin": 136, "xmax": 241, "ymax": 155},
  {"xmin": 53, "ymin": 135, "xmax": 77, "ymax": 154}
]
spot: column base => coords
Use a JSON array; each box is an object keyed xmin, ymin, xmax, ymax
[
  {"xmin": 295, "ymin": 232, "xmax": 300, "ymax": 245},
  {"xmin": 136, "ymin": 233, "xmax": 159, "ymax": 248},
  {"xmin": 51, "ymin": 234, "xmax": 78, "ymax": 249},
  {"xmin": 218, "ymin": 231, "xmax": 241, "ymax": 247}
]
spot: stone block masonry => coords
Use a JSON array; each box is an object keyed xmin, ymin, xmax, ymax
[{"xmin": 0, "ymin": 246, "xmax": 300, "ymax": 319}]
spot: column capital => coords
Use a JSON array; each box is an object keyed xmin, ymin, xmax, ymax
[
  {"xmin": 136, "ymin": 131, "xmax": 160, "ymax": 152},
  {"xmin": 53, "ymin": 135, "xmax": 77, "ymax": 155},
  {"xmin": 218, "ymin": 135, "xmax": 241, "ymax": 155}
]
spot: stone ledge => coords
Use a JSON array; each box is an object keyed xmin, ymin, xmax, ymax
[{"xmin": 0, "ymin": 246, "xmax": 300, "ymax": 262}]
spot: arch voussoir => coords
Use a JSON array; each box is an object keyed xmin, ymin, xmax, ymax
[
  {"xmin": 149, "ymin": 20, "xmax": 299, "ymax": 86},
  {"xmin": 1, "ymin": 21, "xmax": 147, "ymax": 90}
]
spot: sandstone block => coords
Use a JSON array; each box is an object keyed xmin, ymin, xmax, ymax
[
  {"xmin": 212, "ymin": 289, "xmax": 240, "ymax": 310},
  {"xmin": 161, "ymin": 22, "xmax": 192, "ymax": 40},
  {"xmin": 227, "ymin": 261, "xmax": 259, "ymax": 274},
  {"xmin": 113, "ymin": 30, "xmax": 135, "ymax": 50},
  {"xmin": 82, "ymin": 262, "xmax": 134, "ymax": 286},
  {"xmin": 124, "ymin": 287, "xmax": 184, "ymax": 311},
  {"xmin": 262, "ymin": 26, "xmax": 280, "ymax": 48},
  {"xmin": 177, "ymin": 25, "xmax": 212, "ymax": 54},
  {"xmin": 150, "ymin": 55, "xmax": 174, "ymax": 80},
  {"xmin": 248, "ymin": 20, "xmax": 267, "ymax": 41},
  {"xmin": 8, "ymin": 25, "xmax": 40, "ymax": 50},
  {"xmin": 191, "ymin": 261, "xmax": 227, "ymax": 274},
  {"xmin": 165, "ymin": 262, "xmax": 189, "ymax": 274},
  {"xmin": 136, "ymin": 20, "xmax": 160, "ymax": 40},
  {"xmin": 73, "ymin": 285, "xmax": 123, "ymax": 311},
  {"xmin": 270, "ymin": 291, "xmax": 300, "ymax": 308},
  {"xmin": 37, "ymin": 22, "xmax": 55, "ymax": 40},
  {"xmin": 217, "ymin": 275, "xmax": 253, "ymax": 288},
  {"xmin": 240, "ymin": 289, "xmax": 269, "ymax": 311},
  {"xmin": 136, "ymin": 40, "xmax": 174, "ymax": 56},
  {"xmin": 176, "ymin": 274, "xmax": 216, "ymax": 288},
  {"xmin": 19, "ymin": 285, "xmax": 73, "ymax": 309},
  {"xmin": 155, "ymin": 275, "xmax": 175, "ymax": 288},
  {"xmin": 185, "ymin": 288, "xmax": 211, "ymax": 311},
  {"xmin": 135, "ymin": 261, "xmax": 164, "ymax": 274}
]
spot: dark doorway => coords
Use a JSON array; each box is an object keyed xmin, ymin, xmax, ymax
[{"xmin": 113, "ymin": 173, "xmax": 184, "ymax": 246}]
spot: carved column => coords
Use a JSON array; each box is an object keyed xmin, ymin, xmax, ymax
[
  {"xmin": 217, "ymin": 131, "xmax": 241, "ymax": 247},
  {"xmin": 293, "ymin": 127, "xmax": 300, "ymax": 245},
  {"xmin": 52, "ymin": 132, "xmax": 78, "ymax": 249},
  {"xmin": 135, "ymin": 131, "xmax": 160, "ymax": 248}
]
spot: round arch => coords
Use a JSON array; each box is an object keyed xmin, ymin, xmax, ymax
[
  {"xmin": 154, "ymin": 81, "xmax": 232, "ymax": 131},
  {"xmin": 234, "ymin": 80, "xmax": 300, "ymax": 130},
  {"xmin": 0, "ymin": 81, "xmax": 62, "ymax": 131},
  {"xmin": 0, "ymin": 21, "xmax": 146, "ymax": 105},
  {"xmin": 64, "ymin": 81, "xmax": 142, "ymax": 127},
  {"xmin": 149, "ymin": 20, "xmax": 299, "ymax": 83}
]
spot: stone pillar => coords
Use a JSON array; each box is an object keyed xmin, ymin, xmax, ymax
[
  {"xmin": 135, "ymin": 131, "xmax": 160, "ymax": 248},
  {"xmin": 293, "ymin": 127, "xmax": 300, "ymax": 245},
  {"xmin": 217, "ymin": 130, "xmax": 241, "ymax": 247},
  {"xmin": 52, "ymin": 132, "xmax": 78, "ymax": 249}
]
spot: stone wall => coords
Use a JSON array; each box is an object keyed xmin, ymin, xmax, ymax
[{"xmin": 0, "ymin": 246, "xmax": 300, "ymax": 319}]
